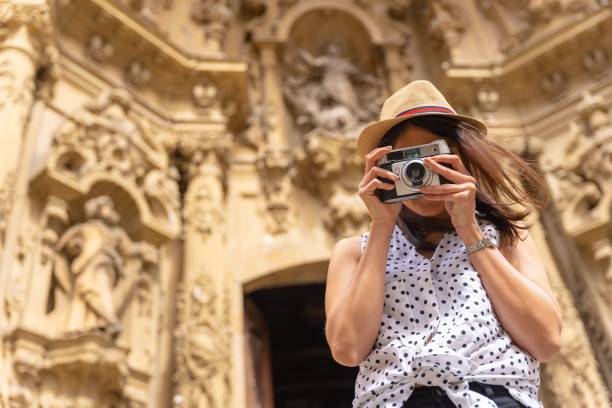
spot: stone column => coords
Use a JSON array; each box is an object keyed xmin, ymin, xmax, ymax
[
  {"xmin": 0, "ymin": 1, "xmax": 53, "ymax": 335},
  {"xmin": 0, "ymin": 1, "xmax": 50, "ymax": 245},
  {"xmin": 172, "ymin": 139, "xmax": 245, "ymax": 408}
]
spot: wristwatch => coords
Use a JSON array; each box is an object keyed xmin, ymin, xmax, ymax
[{"xmin": 465, "ymin": 236, "xmax": 496, "ymax": 254}]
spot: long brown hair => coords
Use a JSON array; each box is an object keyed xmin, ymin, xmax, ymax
[{"xmin": 376, "ymin": 115, "xmax": 549, "ymax": 248}]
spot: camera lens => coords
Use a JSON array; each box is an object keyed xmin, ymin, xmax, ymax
[{"xmin": 404, "ymin": 161, "xmax": 426, "ymax": 183}]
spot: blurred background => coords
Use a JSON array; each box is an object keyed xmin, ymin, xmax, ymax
[{"xmin": 0, "ymin": 0, "xmax": 611, "ymax": 407}]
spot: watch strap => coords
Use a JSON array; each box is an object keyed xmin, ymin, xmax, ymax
[{"xmin": 466, "ymin": 236, "xmax": 496, "ymax": 254}]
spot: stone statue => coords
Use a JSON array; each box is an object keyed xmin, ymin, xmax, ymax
[
  {"xmin": 283, "ymin": 42, "xmax": 382, "ymax": 135},
  {"xmin": 49, "ymin": 196, "xmax": 154, "ymax": 337}
]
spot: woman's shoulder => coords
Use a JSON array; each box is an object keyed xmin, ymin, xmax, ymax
[
  {"xmin": 331, "ymin": 234, "xmax": 363, "ymax": 261},
  {"xmin": 335, "ymin": 223, "xmax": 400, "ymax": 258}
]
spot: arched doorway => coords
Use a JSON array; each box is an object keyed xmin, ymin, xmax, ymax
[{"xmin": 244, "ymin": 283, "xmax": 359, "ymax": 408}]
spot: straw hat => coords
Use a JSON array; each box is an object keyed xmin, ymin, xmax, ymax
[{"xmin": 356, "ymin": 80, "xmax": 487, "ymax": 160}]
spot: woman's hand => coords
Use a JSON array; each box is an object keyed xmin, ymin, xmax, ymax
[
  {"xmin": 358, "ymin": 146, "xmax": 402, "ymax": 227},
  {"xmin": 418, "ymin": 154, "xmax": 479, "ymax": 233}
]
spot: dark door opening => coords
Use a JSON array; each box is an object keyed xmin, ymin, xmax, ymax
[{"xmin": 245, "ymin": 283, "xmax": 359, "ymax": 408}]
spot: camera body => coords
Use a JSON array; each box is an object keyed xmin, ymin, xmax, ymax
[{"xmin": 375, "ymin": 139, "xmax": 453, "ymax": 203}]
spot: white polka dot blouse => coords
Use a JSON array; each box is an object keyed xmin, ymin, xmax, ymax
[{"xmin": 352, "ymin": 217, "xmax": 543, "ymax": 408}]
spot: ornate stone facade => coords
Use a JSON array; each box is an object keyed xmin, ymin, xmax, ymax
[{"xmin": 0, "ymin": 0, "xmax": 610, "ymax": 407}]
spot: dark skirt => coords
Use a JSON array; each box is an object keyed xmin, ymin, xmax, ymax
[{"xmin": 400, "ymin": 381, "xmax": 528, "ymax": 408}]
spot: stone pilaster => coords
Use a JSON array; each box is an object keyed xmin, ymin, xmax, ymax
[
  {"xmin": 172, "ymin": 137, "xmax": 244, "ymax": 408},
  {"xmin": 0, "ymin": 2, "xmax": 41, "ymax": 182},
  {"xmin": 257, "ymin": 42, "xmax": 287, "ymax": 146}
]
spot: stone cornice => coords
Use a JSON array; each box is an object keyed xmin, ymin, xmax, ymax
[
  {"xmin": 54, "ymin": 48, "xmax": 233, "ymax": 128},
  {"xmin": 51, "ymin": 0, "xmax": 249, "ymax": 129},
  {"xmin": 443, "ymin": 8, "xmax": 612, "ymax": 79},
  {"xmin": 86, "ymin": 0, "xmax": 245, "ymax": 68}
]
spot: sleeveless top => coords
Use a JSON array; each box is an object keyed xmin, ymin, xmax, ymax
[{"xmin": 352, "ymin": 217, "xmax": 543, "ymax": 408}]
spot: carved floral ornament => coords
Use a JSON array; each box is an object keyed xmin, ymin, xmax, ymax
[
  {"xmin": 0, "ymin": 1, "xmax": 51, "ymax": 41},
  {"xmin": 0, "ymin": 0, "xmax": 57, "ymax": 71},
  {"xmin": 173, "ymin": 274, "xmax": 233, "ymax": 407}
]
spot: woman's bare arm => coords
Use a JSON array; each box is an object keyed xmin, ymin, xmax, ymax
[
  {"xmin": 457, "ymin": 221, "xmax": 562, "ymax": 362},
  {"xmin": 324, "ymin": 221, "xmax": 395, "ymax": 367}
]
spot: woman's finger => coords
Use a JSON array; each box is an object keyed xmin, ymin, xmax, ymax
[
  {"xmin": 421, "ymin": 190, "xmax": 473, "ymax": 201},
  {"xmin": 360, "ymin": 165, "xmax": 399, "ymax": 188},
  {"xmin": 424, "ymin": 157, "xmax": 476, "ymax": 185},
  {"xmin": 359, "ymin": 178, "xmax": 396, "ymax": 195},
  {"xmin": 364, "ymin": 146, "xmax": 393, "ymax": 173},
  {"xmin": 419, "ymin": 183, "xmax": 476, "ymax": 194},
  {"xmin": 425, "ymin": 154, "xmax": 471, "ymax": 175}
]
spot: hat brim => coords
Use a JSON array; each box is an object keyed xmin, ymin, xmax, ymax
[{"xmin": 357, "ymin": 112, "xmax": 487, "ymax": 160}]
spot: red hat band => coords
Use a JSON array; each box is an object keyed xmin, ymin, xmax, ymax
[{"xmin": 395, "ymin": 105, "xmax": 456, "ymax": 118}]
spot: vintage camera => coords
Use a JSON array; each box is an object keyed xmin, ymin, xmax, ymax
[{"xmin": 375, "ymin": 139, "xmax": 453, "ymax": 203}]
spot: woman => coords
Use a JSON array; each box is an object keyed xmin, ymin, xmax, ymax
[{"xmin": 324, "ymin": 80, "xmax": 562, "ymax": 408}]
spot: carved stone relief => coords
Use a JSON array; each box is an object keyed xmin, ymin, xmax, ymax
[
  {"xmin": 582, "ymin": 47, "xmax": 610, "ymax": 75},
  {"xmin": 85, "ymin": 34, "xmax": 115, "ymax": 63},
  {"xmin": 36, "ymin": 88, "xmax": 181, "ymax": 238},
  {"xmin": 173, "ymin": 142, "xmax": 235, "ymax": 408},
  {"xmin": 541, "ymin": 260, "xmax": 611, "ymax": 407},
  {"xmin": 541, "ymin": 92, "xmax": 611, "ymax": 236},
  {"xmin": 190, "ymin": 0, "xmax": 233, "ymax": 55},
  {"xmin": 283, "ymin": 42, "xmax": 382, "ymax": 137},
  {"xmin": 292, "ymin": 130, "xmax": 370, "ymax": 237},
  {"xmin": 0, "ymin": 171, "xmax": 15, "ymax": 247},
  {"xmin": 172, "ymin": 275, "xmax": 233, "ymax": 408},
  {"xmin": 539, "ymin": 90, "xmax": 612, "ymax": 390},
  {"xmin": 48, "ymin": 196, "xmax": 158, "ymax": 338},
  {"xmin": 255, "ymin": 145, "xmax": 294, "ymax": 234},
  {"xmin": 476, "ymin": 84, "xmax": 500, "ymax": 121},
  {"xmin": 126, "ymin": 61, "xmax": 152, "ymax": 87},
  {"xmin": 421, "ymin": 0, "xmax": 467, "ymax": 52},
  {"xmin": 3, "ymin": 194, "xmax": 162, "ymax": 407}
]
